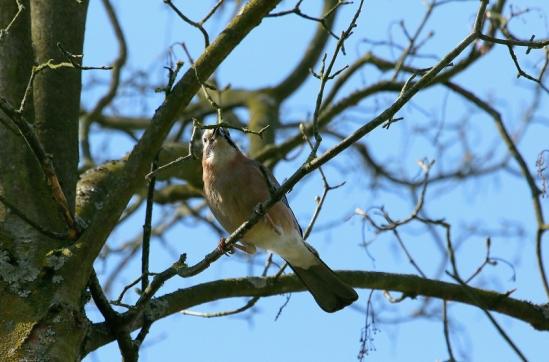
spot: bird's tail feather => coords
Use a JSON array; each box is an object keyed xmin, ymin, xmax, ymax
[{"xmin": 287, "ymin": 255, "xmax": 358, "ymax": 313}]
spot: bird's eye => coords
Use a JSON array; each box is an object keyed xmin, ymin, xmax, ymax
[{"xmin": 203, "ymin": 137, "xmax": 207, "ymax": 143}]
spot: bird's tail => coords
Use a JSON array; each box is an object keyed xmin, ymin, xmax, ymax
[{"xmin": 287, "ymin": 253, "xmax": 358, "ymax": 313}]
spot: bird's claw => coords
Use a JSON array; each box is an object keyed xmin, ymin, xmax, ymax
[{"xmin": 217, "ymin": 237, "xmax": 235, "ymax": 255}]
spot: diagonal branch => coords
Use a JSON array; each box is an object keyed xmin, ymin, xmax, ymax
[{"xmin": 0, "ymin": 97, "xmax": 79, "ymax": 240}]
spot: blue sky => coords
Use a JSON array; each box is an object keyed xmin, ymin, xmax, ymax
[{"xmin": 82, "ymin": 1, "xmax": 549, "ymax": 361}]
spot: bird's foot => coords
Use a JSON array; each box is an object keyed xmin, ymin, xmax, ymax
[{"xmin": 217, "ymin": 237, "xmax": 235, "ymax": 255}]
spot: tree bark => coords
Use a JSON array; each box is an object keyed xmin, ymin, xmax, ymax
[
  {"xmin": 31, "ymin": 0, "xmax": 89, "ymax": 211},
  {"xmin": 0, "ymin": 1, "xmax": 89, "ymax": 360}
]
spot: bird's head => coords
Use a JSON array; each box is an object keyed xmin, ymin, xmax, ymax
[{"xmin": 202, "ymin": 127, "xmax": 240, "ymax": 165}]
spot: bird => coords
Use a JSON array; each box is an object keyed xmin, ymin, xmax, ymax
[{"xmin": 201, "ymin": 127, "xmax": 358, "ymax": 313}]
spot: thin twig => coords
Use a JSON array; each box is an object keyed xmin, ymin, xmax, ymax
[
  {"xmin": 145, "ymin": 120, "xmax": 200, "ymax": 180},
  {"xmin": 20, "ymin": 59, "xmax": 111, "ymax": 114},
  {"xmin": 0, "ymin": 0, "xmax": 24, "ymax": 41},
  {"xmin": 357, "ymin": 290, "xmax": 377, "ymax": 361},
  {"xmin": 141, "ymin": 155, "xmax": 158, "ymax": 291},
  {"xmin": 200, "ymin": 122, "xmax": 270, "ymax": 137},
  {"xmin": 180, "ymin": 297, "xmax": 261, "ymax": 318},
  {"xmin": 356, "ymin": 160, "xmax": 433, "ymax": 277},
  {"xmin": 448, "ymin": 273, "xmax": 528, "ymax": 362},
  {"xmin": 442, "ymin": 300, "xmax": 456, "ymax": 362},
  {"xmin": 112, "ymin": 272, "xmax": 158, "ymax": 306},
  {"xmin": 465, "ymin": 237, "xmax": 494, "ymax": 283},
  {"xmin": 180, "ymin": 43, "xmax": 226, "ymax": 116},
  {"xmin": 479, "ymin": 33, "xmax": 549, "ymax": 49},
  {"xmin": 308, "ymin": 0, "xmax": 366, "ymax": 156},
  {"xmin": 356, "ymin": 159, "xmax": 434, "ymax": 232},
  {"xmin": 392, "ymin": 229, "xmax": 427, "ymax": 278},
  {"xmin": 164, "ymin": 0, "xmax": 211, "ymax": 48},
  {"xmin": 391, "ymin": 0, "xmax": 437, "ymax": 81},
  {"xmin": 267, "ymin": 0, "xmax": 350, "ymax": 40},
  {"xmin": 180, "ymin": 254, "xmax": 275, "ymax": 318},
  {"xmin": 299, "ymin": 123, "xmax": 345, "ymax": 239},
  {"xmin": 274, "ymin": 294, "xmax": 292, "ymax": 321},
  {"xmin": 505, "ymin": 44, "xmax": 549, "ymax": 93}
]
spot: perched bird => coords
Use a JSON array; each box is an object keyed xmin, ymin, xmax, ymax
[{"xmin": 201, "ymin": 127, "xmax": 358, "ymax": 312}]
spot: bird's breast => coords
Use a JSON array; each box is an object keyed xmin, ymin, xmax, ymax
[
  {"xmin": 202, "ymin": 158, "xmax": 299, "ymax": 249},
  {"xmin": 203, "ymin": 168, "xmax": 250, "ymax": 232}
]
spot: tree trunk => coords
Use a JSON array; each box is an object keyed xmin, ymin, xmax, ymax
[{"xmin": 0, "ymin": 1, "xmax": 89, "ymax": 360}]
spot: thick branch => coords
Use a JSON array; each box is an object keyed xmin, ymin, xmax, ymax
[{"xmin": 84, "ymin": 271, "xmax": 549, "ymax": 353}]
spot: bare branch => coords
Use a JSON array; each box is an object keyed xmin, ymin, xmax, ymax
[
  {"xmin": 141, "ymin": 155, "xmax": 158, "ymax": 292},
  {"xmin": 505, "ymin": 44, "xmax": 549, "ymax": 93},
  {"xmin": 479, "ymin": 33, "xmax": 549, "ymax": 49},
  {"xmin": 267, "ymin": 0, "xmax": 350, "ymax": 40},
  {"xmin": 442, "ymin": 300, "xmax": 457, "ymax": 362},
  {"xmin": 84, "ymin": 270, "xmax": 549, "ymax": 354},
  {"xmin": 164, "ymin": 0, "xmax": 211, "ymax": 48}
]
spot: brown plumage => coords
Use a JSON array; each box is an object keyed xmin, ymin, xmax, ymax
[{"xmin": 201, "ymin": 128, "xmax": 358, "ymax": 312}]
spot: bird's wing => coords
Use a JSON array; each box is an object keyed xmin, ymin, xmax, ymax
[{"xmin": 254, "ymin": 160, "xmax": 303, "ymax": 237}]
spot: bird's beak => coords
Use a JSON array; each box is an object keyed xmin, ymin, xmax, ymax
[{"xmin": 212, "ymin": 127, "xmax": 220, "ymax": 138}]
